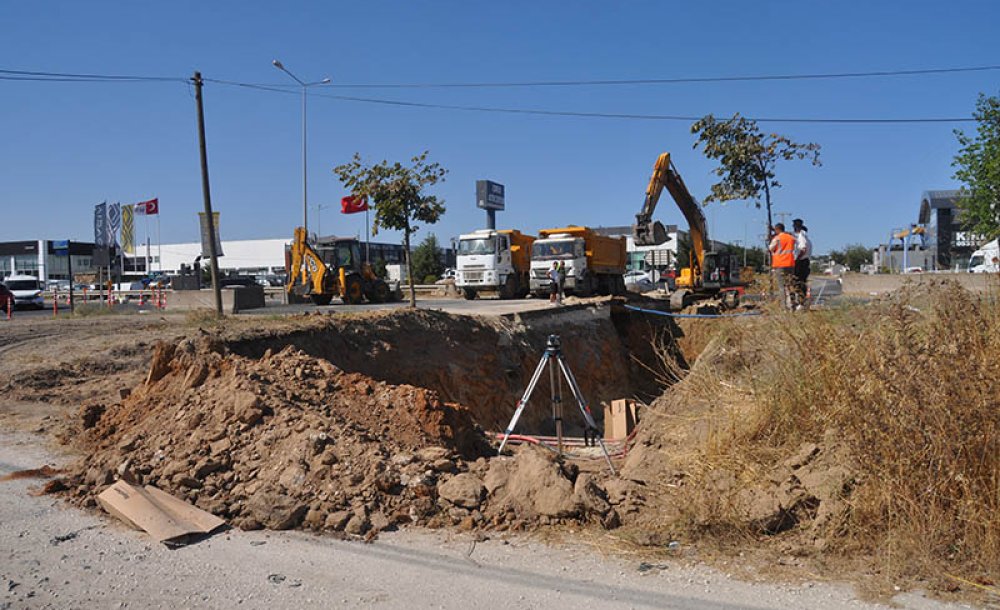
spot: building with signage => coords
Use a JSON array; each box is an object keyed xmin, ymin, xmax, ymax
[
  {"xmin": 0, "ymin": 240, "xmax": 97, "ymax": 283},
  {"xmin": 918, "ymin": 189, "xmax": 980, "ymax": 270}
]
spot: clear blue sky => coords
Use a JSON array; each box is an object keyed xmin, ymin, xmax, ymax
[{"xmin": 2, "ymin": 0, "xmax": 998, "ymax": 254}]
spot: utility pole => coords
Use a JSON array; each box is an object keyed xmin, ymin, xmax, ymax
[
  {"xmin": 192, "ymin": 72, "xmax": 223, "ymax": 317},
  {"xmin": 774, "ymin": 211, "xmax": 792, "ymax": 227}
]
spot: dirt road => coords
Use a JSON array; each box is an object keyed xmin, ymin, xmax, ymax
[{"xmin": 0, "ymin": 430, "xmax": 964, "ymax": 610}]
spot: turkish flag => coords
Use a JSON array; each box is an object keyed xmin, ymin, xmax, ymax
[
  {"xmin": 341, "ymin": 195, "xmax": 368, "ymax": 214},
  {"xmin": 135, "ymin": 198, "xmax": 159, "ymax": 215}
]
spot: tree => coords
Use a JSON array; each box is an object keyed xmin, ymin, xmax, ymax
[
  {"xmin": 953, "ymin": 93, "xmax": 1000, "ymax": 238},
  {"xmin": 691, "ymin": 113, "xmax": 821, "ymax": 236},
  {"xmin": 333, "ymin": 151, "xmax": 447, "ymax": 307},
  {"xmin": 830, "ymin": 243, "xmax": 871, "ymax": 271},
  {"xmin": 411, "ymin": 233, "xmax": 443, "ymax": 283}
]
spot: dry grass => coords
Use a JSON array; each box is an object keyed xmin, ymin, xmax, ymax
[{"xmin": 653, "ymin": 281, "xmax": 1000, "ymax": 585}]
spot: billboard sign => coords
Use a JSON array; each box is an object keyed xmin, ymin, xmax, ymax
[{"xmin": 476, "ymin": 180, "xmax": 505, "ymax": 211}]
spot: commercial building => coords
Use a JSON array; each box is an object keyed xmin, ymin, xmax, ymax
[
  {"xmin": 0, "ymin": 240, "xmax": 97, "ymax": 283},
  {"xmin": 918, "ymin": 190, "xmax": 980, "ymax": 270}
]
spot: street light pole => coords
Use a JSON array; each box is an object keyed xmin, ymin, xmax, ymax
[{"xmin": 272, "ymin": 59, "xmax": 330, "ymax": 236}]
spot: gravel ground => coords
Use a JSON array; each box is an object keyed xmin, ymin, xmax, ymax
[{"xmin": 0, "ymin": 430, "xmax": 973, "ymax": 610}]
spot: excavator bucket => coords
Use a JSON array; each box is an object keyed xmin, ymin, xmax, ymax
[{"xmin": 633, "ymin": 219, "xmax": 668, "ymax": 246}]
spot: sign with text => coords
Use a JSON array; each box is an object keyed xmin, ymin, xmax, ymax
[{"xmin": 476, "ymin": 180, "xmax": 505, "ymax": 211}]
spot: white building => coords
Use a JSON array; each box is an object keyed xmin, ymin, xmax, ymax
[{"xmin": 134, "ymin": 239, "xmax": 290, "ymax": 275}]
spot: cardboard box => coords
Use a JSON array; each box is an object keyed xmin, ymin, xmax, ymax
[
  {"xmin": 97, "ymin": 480, "xmax": 225, "ymax": 546},
  {"xmin": 604, "ymin": 399, "xmax": 639, "ymax": 440}
]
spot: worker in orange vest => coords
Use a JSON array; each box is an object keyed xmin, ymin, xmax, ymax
[{"xmin": 768, "ymin": 223, "xmax": 797, "ymax": 309}]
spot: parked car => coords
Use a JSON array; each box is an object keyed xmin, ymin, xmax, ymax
[
  {"xmin": 4, "ymin": 275, "xmax": 44, "ymax": 309},
  {"xmin": 624, "ymin": 270, "xmax": 656, "ymax": 293},
  {"xmin": 0, "ymin": 282, "xmax": 13, "ymax": 312}
]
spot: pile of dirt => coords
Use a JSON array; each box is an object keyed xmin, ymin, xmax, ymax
[
  {"xmin": 58, "ymin": 336, "xmax": 490, "ymax": 534},
  {"xmin": 56, "ymin": 336, "xmax": 631, "ymax": 536}
]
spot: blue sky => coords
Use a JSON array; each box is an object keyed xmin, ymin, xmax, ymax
[{"xmin": 1, "ymin": 0, "xmax": 998, "ymax": 254}]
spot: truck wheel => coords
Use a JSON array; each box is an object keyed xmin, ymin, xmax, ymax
[
  {"xmin": 310, "ymin": 293, "xmax": 333, "ymax": 306},
  {"xmin": 342, "ymin": 275, "xmax": 365, "ymax": 305},
  {"xmin": 366, "ymin": 280, "xmax": 389, "ymax": 303},
  {"xmin": 462, "ymin": 288, "xmax": 477, "ymax": 300},
  {"xmin": 499, "ymin": 276, "xmax": 517, "ymax": 300}
]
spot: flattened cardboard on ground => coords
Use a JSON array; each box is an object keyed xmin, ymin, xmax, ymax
[
  {"xmin": 604, "ymin": 399, "xmax": 639, "ymax": 440},
  {"xmin": 97, "ymin": 480, "xmax": 225, "ymax": 545}
]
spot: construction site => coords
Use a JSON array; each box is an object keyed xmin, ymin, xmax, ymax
[{"xmin": 0, "ymin": 264, "xmax": 998, "ymax": 608}]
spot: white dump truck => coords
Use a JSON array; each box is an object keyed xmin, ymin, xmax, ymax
[
  {"xmin": 528, "ymin": 226, "xmax": 627, "ymax": 297},
  {"xmin": 455, "ymin": 229, "xmax": 535, "ymax": 299}
]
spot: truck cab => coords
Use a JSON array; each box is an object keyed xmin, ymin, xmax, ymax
[
  {"xmin": 456, "ymin": 229, "xmax": 533, "ymax": 299},
  {"xmin": 529, "ymin": 235, "xmax": 586, "ymax": 295},
  {"xmin": 968, "ymin": 239, "xmax": 999, "ymax": 273}
]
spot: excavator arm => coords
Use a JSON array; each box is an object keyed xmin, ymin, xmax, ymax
[
  {"xmin": 634, "ymin": 153, "xmax": 708, "ymax": 286},
  {"xmin": 287, "ymin": 226, "xmax": 330, "ymax": 297}
]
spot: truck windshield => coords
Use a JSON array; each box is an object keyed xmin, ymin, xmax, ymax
[
  {"xmin": 969, "ymin": 255, "xmax": 984, "ymax": 268},
  {"xmin": 458, "ymin": 238, "xmax": 495, "ymax": 255},
  {"xmin": 532, "ymin": 241, "xmax": 575, "ymax": 260},
  {"xmin": 5, "ymin": 280, "xmax": 39, "ymax": 291}
]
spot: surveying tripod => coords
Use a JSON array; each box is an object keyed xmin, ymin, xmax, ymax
[{"xmin": 498, "ymin": 334, "xmax": 616, "ymax": 475}]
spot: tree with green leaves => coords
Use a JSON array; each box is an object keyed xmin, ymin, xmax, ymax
[
  {"xmin": 691, "ymin": 113, "xmax": 821, "ymax": 236},
  {"xmin": 411, "ymin": 233, "xmax": 444, "ymax": 283},
  {"xmin": 953, "ymin": 93, "xmax": 1000, "ymax": 238},
  {"xmin": 333, "ymin": 151, "xmax": 447, "ymax": 308},
  {"xmin": 829, "ymin": 243, "xmax": 871, "ymax": 271}
]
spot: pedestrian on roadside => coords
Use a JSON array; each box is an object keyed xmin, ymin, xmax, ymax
[
  {"xmin": 557, "ymin": 260, "xmax": 567, "ymax": 301},
  {"xmin": 547, "ymin": 262, "xmax": 563, "ymax": 305},
  {"xmin": 792, "ymin": 218, "xmax": 813, "ymax": 310},
  {"xmin": 768, "ymin": 223, "xmax": 797, "ymax": 310}
]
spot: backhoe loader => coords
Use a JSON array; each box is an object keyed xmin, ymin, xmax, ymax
[{"xmin": 286, "ymin": 227, "xmax": 399, "ymax": 305}]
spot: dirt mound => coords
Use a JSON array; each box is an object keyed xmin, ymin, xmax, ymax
[{"xmin": 59, "ymin": 337, "xmax": 491, "ymax": 534}]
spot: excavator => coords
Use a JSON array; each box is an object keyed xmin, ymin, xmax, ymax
[
  {"xmin": 286, "ymin": 227, "xmax": 399, "ymax": 305},
  {"xmin": 633, "ymin": 152, "xmax": 745, "ymax": 309}
]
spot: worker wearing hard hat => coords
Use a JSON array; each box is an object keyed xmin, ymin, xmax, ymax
[{"xmin": 769, "ymin": 223, "xmax": 797, "ymax": 309}]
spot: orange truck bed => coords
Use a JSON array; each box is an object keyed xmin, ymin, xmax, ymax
[{"xmin": 537, "ymin": 226, "xmax": 626, "ymax": 274}]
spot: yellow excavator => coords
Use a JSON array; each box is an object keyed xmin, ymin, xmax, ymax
[
  {"xmin": 633, "ymin": 152, "xmax": 745, "ymax": 309},
  {"xmin": 286, "ymin": 227, "xmax": 399, "ymax": 305}
]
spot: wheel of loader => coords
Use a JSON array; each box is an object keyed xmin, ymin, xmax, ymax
[
  {"xmin": 342, "ymin": 274, "xmax": 365, "ymax": 304},
  {"xmin": 670, "ymin": 289, "xmax": 692, "ymax": 310},
  {"xmin": 371, "ymin": 280, "xmax": 390, "ymax": 303},
  {"xmin": 310, "ymin": 293, "xmax": 333, "ymax": 306},
  {"xmin": 462, "ymin": 288, "xmax": 477, "ymax": 300}
]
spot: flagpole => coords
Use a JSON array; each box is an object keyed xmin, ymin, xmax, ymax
[
  {"xmin": 156, "ymin": 212, "xmax": 162, "ymax": 273},
  {"xmin": 143, "ymin": 207, "xmax": 150, "ymax": 275},
  {"xmin": 365, "ymin": 206, "xmax": 370, "ymax": 263}
]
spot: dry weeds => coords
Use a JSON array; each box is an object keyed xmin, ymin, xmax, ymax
[{"xmin": 650, "ymin": 281, "xmax": 1000, "ymax": 589}]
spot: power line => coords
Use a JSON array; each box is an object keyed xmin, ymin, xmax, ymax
[
  {"xmin": 322, "ymin": 63, "xmax": 1000, "ymax": 89},
  {"xmin": 206, "ymin": 79, "xmax": 976, "ymax": 124},
  {"xmin": 0, "ymin": 67, "xmax": 983, "ymax": 124}
]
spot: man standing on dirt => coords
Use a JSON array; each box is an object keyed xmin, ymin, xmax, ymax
[
  {"xmin": 792, "ymin": 218, "xmax": 812, "ymax": 310},
  {"xmin": 557, "ymin": 260, "xmax": 567, "ymax": 302},
  {"xmin": 768, "ymin": 223, "xmax": 797, "ymax": 309},
  {"xmin": 547, "ymin": 262, "xmax": 562, "ymax": 305}
]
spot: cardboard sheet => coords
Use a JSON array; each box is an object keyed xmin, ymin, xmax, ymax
[{"xmin": 97, "ymin": 480, "xmax": 225, "ymax": 545}]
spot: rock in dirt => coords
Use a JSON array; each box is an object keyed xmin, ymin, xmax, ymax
[
  {"xmin": 487, "ymin": 446, "xmax": 579, "ymax": 519},
  {"xmin": 437, "ymin": 473, "xmax": 485, "ymax": 509}
]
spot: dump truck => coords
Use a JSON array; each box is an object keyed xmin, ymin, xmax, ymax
[
  {"xmin": 456, "ymin": 228, "xmax": 536, "ymax": 299},
  {"xmin": 529, "ymin": 226, "xmax": 626, "ymax": 297},
  {"xmin": 286, "ymin": 227, "xmax": 400, "ymax": 305}
]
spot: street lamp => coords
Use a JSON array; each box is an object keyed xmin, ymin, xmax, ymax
[
  {"xmin": 313, "ymin": 203, "xmax": 333, "ymax": 238},
  {"xmin": 272, "ymin": 59, "xmax": 331, "ymax": 236}
]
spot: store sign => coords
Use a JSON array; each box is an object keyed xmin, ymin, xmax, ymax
[{"xmin": 476, "ymin": 180, "xmax": 505, "ymax": 211}]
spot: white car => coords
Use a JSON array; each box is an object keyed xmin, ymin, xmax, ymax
[
  {"xmin": 4, "ymin": 275, "xmax": 45, "ymax": 309},
  {"xmin": 623, "ymin": 270, "xmax": 656, "ymax": 293}
]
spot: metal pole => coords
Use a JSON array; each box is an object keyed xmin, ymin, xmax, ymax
[
  {"xmin": 67, "ymin": 241, "xmax": 74, "ymax": 313},
  {"xmin": 301, "ymin": 84, "xmax": 308, "ymax": 235},
  {"xmin": 192, "ymin": 71, "xmax": 223, "ymax": 317}
]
